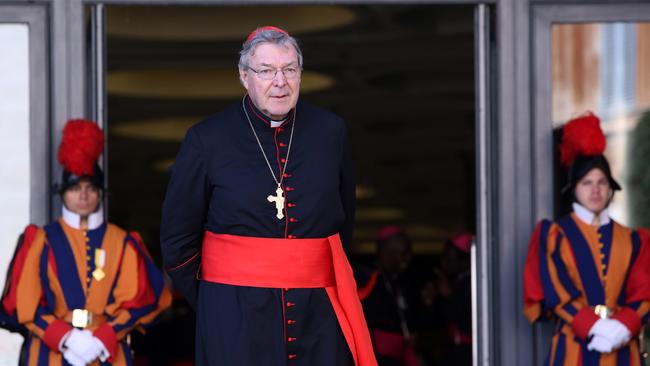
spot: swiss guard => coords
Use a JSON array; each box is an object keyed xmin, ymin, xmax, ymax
[
  {"xmin": 523, "ymin": 112, "xmax": 650, "ymax": 365},
  {"xmin": 160, "ymin": 26, "xmax": 377, "ymax": 366},
  {"xmin": 1, "ymin": 119, "xmax": 171, "ymax": 365}
]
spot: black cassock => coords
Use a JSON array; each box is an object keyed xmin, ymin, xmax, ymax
[{"xmin": 160, "ymin": 96, "xmax": 356, "ymax": 366}]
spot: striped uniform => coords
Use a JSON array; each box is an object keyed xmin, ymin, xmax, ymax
[
  {"xmin": 2, "ymin": 218, "xmax": 171, "ymax": 366},
  {"xmin": 524, "ymin": 213, "xmax": 650, "ymax": 366}
]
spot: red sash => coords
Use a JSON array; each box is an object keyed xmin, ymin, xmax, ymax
[{"xmin": 202, "ymin": 232, "xmax": 377, "ymax": 366}]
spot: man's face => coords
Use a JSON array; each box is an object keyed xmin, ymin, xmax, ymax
[
  {"xmin": 441, "ymin": 244, "xmax": 469, "ymax": 276},
  {"xmin": 574, "ymin": 168, "xmax": 612, "ymax": 214},
  {"xmin": 379, "ymin": 237, "xmax": 412, "ymax": 274},
  {"xmin": 239, "ymin": 43, "xmax": 301, "ymax": 120},
  {"xmin": 63, "ymin": 179, "xmax": 100, "ymax": 217}
]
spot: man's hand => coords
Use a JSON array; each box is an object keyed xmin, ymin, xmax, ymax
[
  {"xmin": 605, "ymin": 319, "xmax": 631, "ymax": 349},
  {"xmin": 588, "ymin": 318, "xmax": 631, "ymax": 351},
  {"xmin": 92, "ymin": 335, "xmax": 111, "ymax": 362},
  {"xmin": 62, "ymin": 328, "xmax": 103, "ymax": 364},
  {"xmin": 587, "ymin": 335, "xmax": 614, "ymax": 353},
  {"xmin": 63, "ymin": 348, "xmax": 86, "ymax": 366}
]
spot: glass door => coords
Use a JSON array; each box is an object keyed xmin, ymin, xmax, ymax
[
  {"xmin": 532, "ymin": 4, "xmax": 650, "ymax": 365},
  {"xmin": 0, "ymin": 4, "xmax": 49, "ymax": 364},
  {"xmin": 87, "ymin": 2, "xmax": 493, "ymax": 365},
  {"xmin": 474, "ymin": 4, "xmax": 496, "ymax": 366}
]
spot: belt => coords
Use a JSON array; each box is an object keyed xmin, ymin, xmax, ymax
[
  {"xmin": 593, "ymin": 305, "xmax": 615, "ymax": 319},
  {"xmin": 63, "ymin": 309, "xmax": 106, "ymax": 328}
]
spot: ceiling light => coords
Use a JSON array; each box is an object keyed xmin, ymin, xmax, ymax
[
  {"xmin": 355, "ymin": 207, "xmax": 405, "ymax": 221},
  {"xmin": 110, "ymin": 116, "xmax": 200, "ymax": 141},
  {"xmin": 107, "ymin": 5, "xmax": 356, "ymax": 41},
  {"xmin": 107, "ymin": 68, "xmax": 334, "ymax": 99}
]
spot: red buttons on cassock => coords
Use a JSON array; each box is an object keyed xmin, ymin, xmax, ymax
[
  {"xmin": 288, "ymin": 337, "xmax": 297, "ymax": 342},
  {"xmin": 287, "ymin": 319, "xmax": 296, "ymax": 325},
  {"xmin": 279, "ymin": 142, "xmax": 287, "ymax": 147},
  {"xmin": 288, "ymin": 354, "xmax": 297, "ymax": 360},
  {"xmin": 289, "ymin": 218, "xmax": 298, "ymax": 223},
  {"xmin": 281, "ymin": 158, "xmax": 286, "ymax": 163},
  {"xmin": 285, "ymin": 187, "xmax": 295, "ymax": 192},
  {"xmin": 286, "ymin": 301, "xmax": 295, "ymax": 308},
  {"xmin": 283, "ymin": 173, "xmax": 292, "ymax": 178},
  {"xmin": 278, "ymin": 128, "xmax": 284, "ymax": 132},
  {"xmin": 287, "ymin": 203, "xmax": 296, "ymax": 207},
  {"xmin": 288, "ymin": 235, "xmax": 297, "ymax": 239}
]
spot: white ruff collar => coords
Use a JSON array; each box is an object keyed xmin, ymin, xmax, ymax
[
  {"xmin": 572, "ymin": 202, "xmax": 610, "ymax": 226},
  {"xmin": 62, "ymin": 204, "xmax": 104, "ymax": 230}
]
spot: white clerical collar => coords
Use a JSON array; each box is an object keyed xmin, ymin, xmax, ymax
[
  {"xmin": 270, "ymin": 120, "xmax": 285, "ymax": 128},
  {"xmin": 572, "ymin": 202, "xmax": 610, "ymax": 226},
  {"xmin": 62, "ymin": 204, "xmax": 104, "ymax": 230}
]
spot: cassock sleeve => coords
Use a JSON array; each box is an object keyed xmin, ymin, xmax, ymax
[
  {"xmin": 611, "ymin": 228, "xmax": 650, "ymax": 336},
  {"xmin": 96, "ymin": 234, "xmax": 172, "ymax": 361},
  {"xmin": 339, "ymin": 122, "xmax": 356, "ymax": 250},
  {"xmin": 160, "ymin": 126, "xmax": 211, "ymax": 310}
]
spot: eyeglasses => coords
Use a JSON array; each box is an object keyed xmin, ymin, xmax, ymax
[{"xmin": 247, "ymin": 66, "xmax": 301, "ymax": 80}]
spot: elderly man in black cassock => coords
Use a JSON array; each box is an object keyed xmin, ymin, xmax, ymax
[{"xmin": 160, "ymin": 26, "xmax": 377, "ymax": 366}]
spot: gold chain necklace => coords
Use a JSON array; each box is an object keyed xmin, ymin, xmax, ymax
[{"xmin": 241, "ymin": 95, "xmax": 296, "ymax": 220}]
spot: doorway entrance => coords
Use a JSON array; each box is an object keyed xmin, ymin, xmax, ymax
[{"xmin": 101, "ymin": 4, "xmax": 478, "ymax": 365}]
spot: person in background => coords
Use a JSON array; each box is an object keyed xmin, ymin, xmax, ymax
[
  {"xmin": 435, "ymin": 232, "xmax": 473, "ymax": 365},
  {"xmin": 523, "ymin": 112, "xmax": 650, "ymax": 365},
  {"xmin": 1, "ymin": 119, "xmax": 171, "ymax": 366},
  {"xmin": 357, "ymin": 225, "xmax": 419, "ymax": 366}
]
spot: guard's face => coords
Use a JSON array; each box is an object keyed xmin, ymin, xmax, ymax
[
  {"xmin": 574, "ymin": 168, "xmax": 612, "ymax": 214},
  {"xmin": 63, "ymin": 180, "xmax": 100, "ymax": 217},
  {"xmin": 239, "ymin": 43, "xmax": 301, "ymax": 120}
]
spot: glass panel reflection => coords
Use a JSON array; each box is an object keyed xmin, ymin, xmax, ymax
[
  {"xmin": 0, "ymin": 23, "xmax": 30, "ymax": 366},
  {"xmin": 552, "ymin": 22, "xmax": 650, "ymax": 227}
]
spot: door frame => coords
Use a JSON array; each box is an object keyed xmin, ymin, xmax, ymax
[
  {"xmin": 0, "ymin": 4, "xmax": 49, "ymax": 364},
  {"xmin": 531, "ymin": 3, "xmax": 650, "ymax": 365},
  {"xmin": 0, "ymin": 4, "xmax": 50, "ymax": 225},
  {"xmin": 67, "ymin": 0, "xmax": 505, "ymax": 365}
]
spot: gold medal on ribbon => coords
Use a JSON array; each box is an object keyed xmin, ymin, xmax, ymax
[
  {"xmin": 92, "ymin": 268, "xmax": 105, "ymax": 281},
  {"xmin": 93, "ymin": 248, "xmax": 106, "ymax": 281}
]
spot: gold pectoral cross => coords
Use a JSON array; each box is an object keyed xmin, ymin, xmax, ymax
[{"xmin": 267, "ymin": 186, "xmax": 285, "ymax": 220}]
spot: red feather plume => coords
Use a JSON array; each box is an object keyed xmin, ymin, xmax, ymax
[
  {"xmin": 559, "ymin": 112, "xmax": 606, "ymax": 167},
  {"xmin": 57, "ymin": 119, "xmax": 104, "ymax": 176}
]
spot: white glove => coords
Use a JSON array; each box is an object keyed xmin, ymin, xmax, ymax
[
  {"xmin": 587, "ymin": 334, "xmax": 614, "ymax": 353},
  {"xmin": 77, "ymin": 335, "xmax": 105, "ymax": 364},
  {"xmin": 63, "ymin": 328, "xmax": 102, "ymax": 364},
  {"xmin": 588, "ymin": 319, "xmax": 631, "ymax": 350},
  {"xmin": 63, "ymin": 348, "xmax": 86, "ymax": 366},
  {"xmin": 606, "ymin": 319, "xmax": 631, "ymax": 349},
  {"xmin": 588, "ymin": 319, "xmax": 609, "ymax": 337},
  {"xmin": 91, "ymin": 336, "xmax": 110, "ymax": 362}
]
